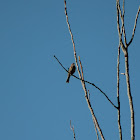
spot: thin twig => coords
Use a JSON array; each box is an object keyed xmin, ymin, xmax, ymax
[
  {"xmin": 54, "ymin": 55, "xmax": 118, "ymax": 109},
  {"xmin": 70, "ymin": 120, "xmax": 76, "ymax": 140},
  {"xmin": 128, "ymin": 6, "xmax": 140, "ymax": 47}
]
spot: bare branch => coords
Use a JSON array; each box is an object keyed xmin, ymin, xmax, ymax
[
  {"xmin": 117, "ymin": 0, "xmax": 127, "ymax": 47},
  {"xmin": 125, "ymin": 53, "xmax": 135, "ymax": 140},
  {"xmin": 64, "ymin": 0, "xmax": 82, "ymax": 79},
  {"xmin": 78, "ymin": 57, "xmax": 105, "ymax": 140},
  {"xmin": 54, "ymin": 55, "xmax": 118, "ymax": 109},
  {"xmin": 70, "ymin": 120, "xmax": 76, "ymax": 140},
  {"xmin": 88, "ymin": 90, "xmax": 99, "ymax": 140},
  {"xmin": 64, "ymin": 2, "xmax": 109, "ymax": 137},
  {"xmin": 128, "ymin": 6, "xmax": 140, "ymax": 47},
  {"xmin": 116, "ymin": 1, "xmax": 136, "ymax": 139},
  {"xmin": 64, "ymin": 0, "xmax": 118, "ymax": 109},
  {"xmin": 116, "ymin": 6, "xmax": 125, "ymax": 139},
  {"xmin": 117, "ymin": 43, "xmax": 122, "ymax": 140},
  {"xmin": 116, "ymin": 0, "xmax": 126, "ymax": 53}
]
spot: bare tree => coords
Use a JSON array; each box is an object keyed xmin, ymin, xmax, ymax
[{"xmin": 55, "ymin": 0, "xmax": 140, "ymax": 139}]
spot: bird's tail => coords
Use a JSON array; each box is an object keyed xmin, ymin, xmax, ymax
[{"xmin": 66, "ymin": 75, "xmax": 70, "ymax": 83}]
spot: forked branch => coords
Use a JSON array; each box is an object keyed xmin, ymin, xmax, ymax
[{"xmin": 116, "ymin": 0, "xmax": 139, "ymax": 139}]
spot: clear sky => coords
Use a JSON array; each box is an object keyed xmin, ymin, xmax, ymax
[{"xmin": 0, "ymin": 0, "xmax": 140, "ymax": 140}]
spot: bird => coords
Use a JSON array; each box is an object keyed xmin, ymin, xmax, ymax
[{"xmin": 66, "ymin": 63, "xmax": 76, "ymax": 83}]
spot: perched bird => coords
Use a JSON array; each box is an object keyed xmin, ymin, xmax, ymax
[{"xmin": 66, "ymin": 63, "xmax": 76, "ymax": 83}]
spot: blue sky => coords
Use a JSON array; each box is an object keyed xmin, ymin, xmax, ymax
[{"xmin": 0, "ymin": 0, "xmax": 140, "ymax": 140}]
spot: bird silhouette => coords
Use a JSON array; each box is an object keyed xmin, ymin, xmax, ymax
[{"xmin": 66, "ymin": 63, "xmax": 76, "ymax": 83}]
